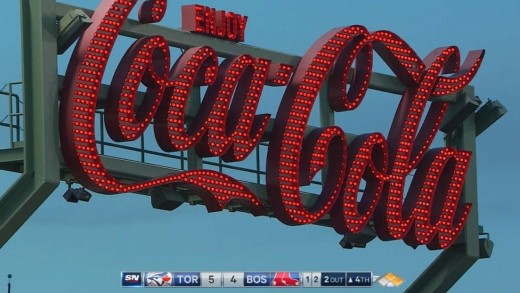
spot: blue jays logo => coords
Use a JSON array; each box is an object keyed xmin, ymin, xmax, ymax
[{"xmin": 144, "ymin": 272, "xmax": 173, "ymax": 287}]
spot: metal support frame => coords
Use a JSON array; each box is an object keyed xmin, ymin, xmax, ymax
[
  {"xmin": 0, "ymin": 1, "xmax": 507, "ymax": 291},
  {"xmin": 7, "ymin": 82, "xmax": 24, "ymax": 148},
  {"xmin": 0, "ymin": 0, "xmax": 60, "ymax": 248},
  {"xmin": 475, "ymin": 100, "xmax": 507, "ymax": 137},
  {"xmin": 0, "ymin": 85, "xmax": 23, "ymax": 146},
  {"xmin": 406, "ymin": 90, "xmax": 485, "ymax": 292},
  {"xmin": 54, "ymin": 2, "xmax": 458, "ymax": 102},
  {"xmin": 57, "ymin": 8, "xmax": 92, "ymax": 54}
]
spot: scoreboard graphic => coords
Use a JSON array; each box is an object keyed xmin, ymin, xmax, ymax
[{"xmin": 120, "ymin": 271, "xmax": 397, "ymax": 288}]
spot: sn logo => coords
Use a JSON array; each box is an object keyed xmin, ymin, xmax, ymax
[
  {"xmin": 125, "ymin": 275, "xmax": 140, "ymax": 282},
  {"xmin": 122, "ymin": 272, "xmax": 143, "ymax": 287}
]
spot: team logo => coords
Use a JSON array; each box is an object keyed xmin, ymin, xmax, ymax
[
  {"xmin": 144, "ymin": 272, "xmax": 174, "ymax": 287},
  {"xmin": 271, "ymin": 272, "xmax": 300, "ymax": 287}
]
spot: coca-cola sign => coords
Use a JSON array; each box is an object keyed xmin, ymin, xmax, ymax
[{"xmin": 60, "ymin": 0, "xmax": 484, "ymax": 250}]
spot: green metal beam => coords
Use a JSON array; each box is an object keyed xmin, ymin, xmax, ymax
[
  {"xmin": 55, "ymin": 2, "xmax": 456, "ymax": 100},
  {"xmin": 406, "ymin": 245, "xmax": 478, "ymax": 293},
  {"xmin": 75, "ymin": 155, "xmax": 322, "ymax": 217},
  {"xmin": 0, "ymin": 0, "xmax": 60, "ymax": 249},
  {"xmin": 0, "ymin": 148, "xmax": 23, "ymax": 165}
]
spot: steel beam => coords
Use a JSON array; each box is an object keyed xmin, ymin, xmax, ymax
[
  {"xmin": 79, "ymin": 155, "xmax": 323, "ymax": 217},
  {"xmin": 55, "ymin": 2, "xmax": 457, "ymax": 99},
  {"xmin": 0, "ymin": 147, "xmax": 24, "ymax": 174},
  {"xmin": 0, "ymin": 148, "xmax": 23, "ymax": 165},
  {"xmin": 0, "ymin": 145, "xmax": 329, "ymax": 225},
  {"xmin": 56, "ymin": 74, "xmax": 360, "ymax": 146},
  {"xmin": 0, "ymin": 0, "xmax": 60, "ymax": 249}
]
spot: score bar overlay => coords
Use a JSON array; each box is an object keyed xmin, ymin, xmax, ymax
[{"xmin": 121, "ymin": 272, "xmax": 379, "ymax": 288}]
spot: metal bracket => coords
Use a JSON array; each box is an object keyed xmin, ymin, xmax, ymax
[
  {"xmin": 475, "ymin": 100, "xmax": 507, "ymax": 137},
  {"xmin": 440, "ymin": 86, "xmax": 481, "ymax": 133},
  {"xmin": 57, "ymin": 9, "xmax": 92, "ymax": 54}
]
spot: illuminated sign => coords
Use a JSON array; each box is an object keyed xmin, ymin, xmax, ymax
[
  {"xmin": 182, "ymin": 4, "xmax": 248, "ymax": 42},
  {"xmin": 59, "ymin": 0, "xmax": 484, "ymax": 250}
]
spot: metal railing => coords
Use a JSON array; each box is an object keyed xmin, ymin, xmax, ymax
[
  {"xmin": 94, "ymin": 110, "xmax": 323, "ymax": 186},
  {"xmin": 0, "ymin": 82, "xmax": 23, "ymax": 148},
  {"xmin": 0, "ymin": 82, "xmax": 323, "ymax": 187}
]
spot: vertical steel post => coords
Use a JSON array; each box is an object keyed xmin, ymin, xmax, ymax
[
  {"xmin": 0, "ymin": 0, "xmax": 60, "ymax": 248},
  {"xmin": 319, "ymin": 78, "xmax": 334, "ymax": 183},
  {"xmin": 99, "ymin": 112, "xmax": 105, "ymax": 155},
  {"xmin": 406, "ymin": 90, "xmax": 481, "ymax": 292},
  {"xmin": 256, "ymin": 146, "xmax": 261, "ymax": 184},
  {"xmin": 7, "ymin": 82, "xmax": 23, "ymax": 145},
  {"xmin": 141, "ymin": 132, "xmax": 145, "ymax": 163},
  {"xmin": 8, "ymin": 85, "xmax": 13, "ymax": 148},
  {"xmin": 187, "ymin": 87, "xmax": 203, "ymax": 170},
  {"xmin": 14, "ymin": 84, "xmax": 21, "ymax": 143}
]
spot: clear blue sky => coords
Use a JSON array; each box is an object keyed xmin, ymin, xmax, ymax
[{"xmin": 1, "ymin": 0, "xmax": 519, "ymax": 292}]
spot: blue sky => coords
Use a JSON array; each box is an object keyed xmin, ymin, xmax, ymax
[{"xmin": 1, "ymin": 0, "xmax": 519, "ymax": 292}]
